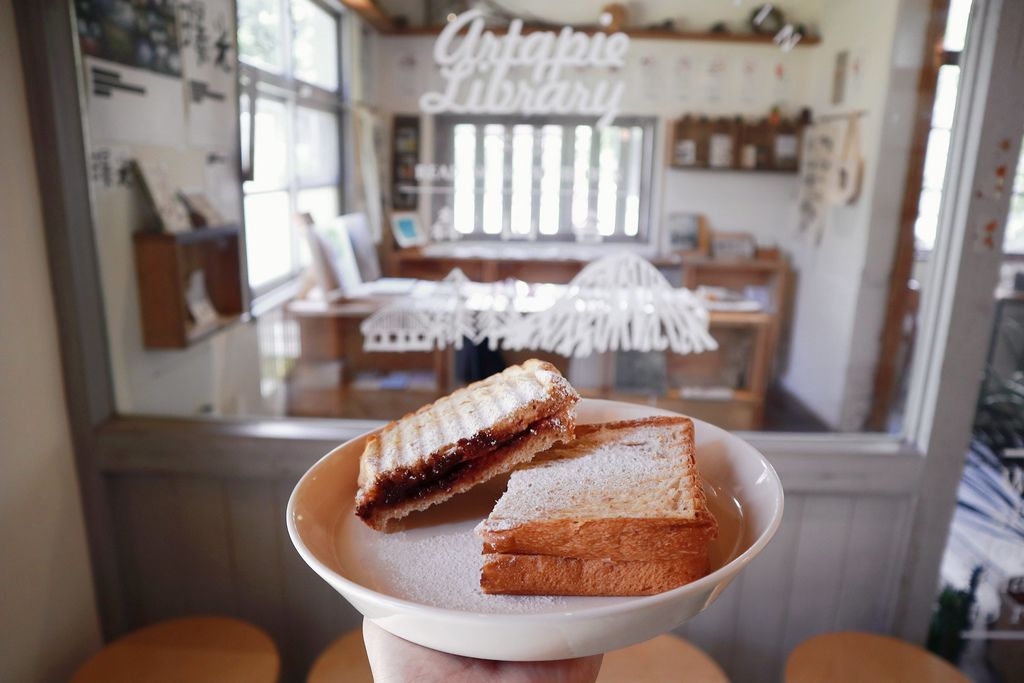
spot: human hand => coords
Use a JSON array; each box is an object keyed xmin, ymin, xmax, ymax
[{"xmin": 362, "ymin": 618, "xmax": 603, "ymax": 683}]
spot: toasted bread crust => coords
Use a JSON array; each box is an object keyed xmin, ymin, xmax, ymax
[
  {"xmin": 480, "ymin": 553, "xmax": 710, "ymax": 596},
  {"xmin": 480, "ymin": 517, "xmax": 718, "ymax": 560},
  {"xmin": 358, "ymin": 407, "xmax": 575, "ymax": 531}
]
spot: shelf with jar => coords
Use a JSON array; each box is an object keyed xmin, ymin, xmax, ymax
[{"xmin": 669, "ymin": 109, "xmax": 811, "ymax": 173}]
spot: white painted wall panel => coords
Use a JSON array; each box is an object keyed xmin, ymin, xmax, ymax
[{"xmin": 105, "ymin": 473, "xmax": 914, "ymax": 682}]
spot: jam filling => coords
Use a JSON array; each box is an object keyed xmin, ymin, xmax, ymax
[{"xmin": 356, "ymin": 414, "xmax": 565, "ymax": 519}]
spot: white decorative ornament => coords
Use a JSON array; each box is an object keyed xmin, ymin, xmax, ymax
[
  {"xmin": 506, "ymin": 254, "xmax": 718, "ymax": 357},
  {"xmin": 360, "ymin": 254, "xmax": 717, "ymax": 358},
  {"xmin": 419, "ymin": 10, "xmax": 629, "ymax": 128}
]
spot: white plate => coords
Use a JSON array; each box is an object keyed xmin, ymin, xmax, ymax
[{"xmin": 287, "ymin": 399, "xmax": 784, "ymax": 661}]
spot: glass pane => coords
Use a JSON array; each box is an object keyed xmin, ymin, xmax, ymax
[
  {"xmin": 1004, "ymin": 143, "xmax": 1024, "ymax": 254},
  {"xmin": 244, "ymin": 191, "xmax": 294, "ymax": 287},
  {"xmin": 481, "ymin": 124, "xmax": 505, "ymax": 235},
  {"xmin": 623, "ymin": 126, "xmax": 643, "ymax": 237},
  {"xmin": 943, "ymin": 0, "xmax": 973, "ymax": 51},
  {"xmin": 237, "ymin": 0, "xmax": 285, "ymax": 73},
  {"xmin": 572, "ymin": 126, "xmax": 593, "ymax": 229},
  {"xmin": 239, "ymin": 93, "xmax": 252, "ymax": 173},
  {"xmin": 596, "ymin": 126, "xmax": 620, "ymax": 236},
  {"xmin": 453, "ymin": 124, "xmax": 476, "ymax": 234},
  {"xmin": 296, "ymin": 186, "xmax": 340, "ymax": 226},
  {"xmin": 931, "ymin": 65, "xmax": 961, "ymax": 130},
  {"xmin": 295, "ymin": 107, "xmax": 339, "ymax": 187},
  {"xmin": 922, "ymin": 128, "xmax": 951, "ymax": 191},
  {"xmin": 510, "ymin": 125, "xmax": 534, "ymax": 235},
  {"xmin": 244, "ymin": 98, "xmax": 289, "ymax": 192},
  {"xmin": 915, "ymin": 187, "xmax": 943, "ymax": 250},
  {"xmin": 538, "ymin": 125, "xmax": 562, "ymax": 235},
  {"xmin": 292, "ymin": 0, "xmax": 339, "ymax": 91}
]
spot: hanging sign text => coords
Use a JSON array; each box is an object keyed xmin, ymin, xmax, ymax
[{"xmin": 419, "ymin": 10, "xmax": 629, "ymax": 127}]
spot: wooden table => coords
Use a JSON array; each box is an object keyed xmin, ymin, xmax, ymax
[
  {"xmin": 286, "ymin": 289, "xmax": 774, "ymax": 429},
  {"xmin": 784, "ymin": 632, "xmax": 969, "ymax": 683},
  {"xmin": 71, "ymin": 617, "xmax": 279, "ymax": 683}
]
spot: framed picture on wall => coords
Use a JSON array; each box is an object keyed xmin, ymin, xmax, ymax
[
  {"xmin": 390, "ymin": 211, "xmax": 427, "ymax": 248},
  {"xmin": 661, "ymin": 212, "xmax": 710, "ymax": 257}
]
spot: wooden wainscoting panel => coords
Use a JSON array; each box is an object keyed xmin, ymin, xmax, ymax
[
  {"xmin": 727, "ymin": 495, "xmax": 806, "ymax": 683},
  {"xmin": 175, "ymin": 476, "xmax": 238, "ymax": 616},
  {"xmin": 834, "ymin": 495, "xmax": 912, "ymax": 632},
  {"xmin": 779, "ymin": 496, "xmax": 857, "ymax": 659},
  {"xmin": 274, "ymin": 477, "xmax": 362, "ymax": 678},
  {"xmin": 106, "ymin": 473, "xmax": 913, "ymax": 683},
  {"xmin": 110, "ymin": 475, "xmax": 189, "ymax": 625},
  {"xmin": 225, "ymin": 478, "xmax": 287, "ymax": 638}
]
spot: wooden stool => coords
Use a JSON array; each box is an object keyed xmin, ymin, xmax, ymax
[
  {"xmin": 72, "ymin": 616, "xmax": 280, "ymax": 683},
  {"xmin": 785, "ymin": 632, "xmax": 970, "ymax": 683},
  {"xmin": 308, "ymin": 630, "xmax": 725, "ymax": 682},
  {"xmin": 598, "ymin": 635, "xmax": 729, "ymax": 682}
]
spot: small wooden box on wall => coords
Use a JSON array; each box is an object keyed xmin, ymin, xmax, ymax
[{"xmin": 132, "ymin": 225, "xmax": 244, "ymax": 349}]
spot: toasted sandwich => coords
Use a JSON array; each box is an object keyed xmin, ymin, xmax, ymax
[
  {"xmin": 355, "ymin": 359, "xmax": 579, "ymax": 531},
  {"xmin": 477, "ymin": 416, "xmax": 718, "ymax": 595}
]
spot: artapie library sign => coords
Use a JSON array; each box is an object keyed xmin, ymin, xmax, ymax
[{"xmin": 419, "ymin": 10, "xmax": 629, "ymax": 127}]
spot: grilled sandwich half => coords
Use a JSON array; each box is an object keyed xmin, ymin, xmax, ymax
[{"xmin": 355, "ymin": 359, "xmax": 579, "ymax": 531}]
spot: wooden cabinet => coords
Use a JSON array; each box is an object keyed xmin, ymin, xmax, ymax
[{"xmin": 132, "ymin": 226, "xmax": 244, "ymax": 348}]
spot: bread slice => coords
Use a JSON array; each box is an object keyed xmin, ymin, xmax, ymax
[
  {"xmin": 355, "ymin": 360, "xmax": 579, "ymax": 530},
  {"xmin": 477, "ymin": 417, "xmax": 717, "ymax": 561},
  {"xmin": 480, "ymin": 553, "xmax": 710, "ymax": 596},
  {"xmin": 477, "ymin": 416, "xmax": 717, "ymax": 596}
]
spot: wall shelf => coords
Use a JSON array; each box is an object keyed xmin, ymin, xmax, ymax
[
  {"xmin": 669, "ymin": 165, "xmax": 799, "ymax": 174},
  {"xmin": 383, "ymin": 24, "xmax": 820, "ymax": 46},
  {"xmin": 133, "ymin": 225, "xmax": 245, "ymax": 349}
]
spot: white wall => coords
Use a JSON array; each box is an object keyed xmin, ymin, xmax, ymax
[
  {"xmin": 0, "ymin": 4, "xmax": 102, "ymax": 681},
  {"xmin": 781, "ymin": 0, "xmax": 927, "ymax": 429}
]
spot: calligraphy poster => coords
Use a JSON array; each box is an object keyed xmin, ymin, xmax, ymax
[
  {"xmin": 738, "ymin": 57, "xmax": 760, "ymax": 105},
  {"xmin": 178, "ymin": 0, "xmax": 237, "ymax": 147},
  {"xmin": 704, "ymin": 56, "xmax": 729, "ymax": 104},
  {"xmin": 673, "ymin": 56, "xmax": 697, "ymax": 102}
]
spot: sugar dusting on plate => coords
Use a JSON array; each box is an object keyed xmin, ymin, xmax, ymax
[{"xmin": 334, "ymin": 491, "xmax": 571, "ymax": 614}]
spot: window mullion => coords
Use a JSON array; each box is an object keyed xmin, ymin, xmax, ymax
[
  {"xmin": 530, "ymin": 125, "xmax": 543, "ymax": 240},
  {"xmin": 559, "ymin": 123, "xmax": 574, "ymax": 240},
  {"xmin": 474, "ymin": 125, "xmax": 485, "ymax": 237},
  {"xmin": 613, "ymin": 128, "xmax": 628, "ymax": 239},
  {"xmin": 587, "ymin": 124, "xmax": 601, "ymax": 238},
  {"xmin": 502, "ymin": 125, "xmax": 513, "ymax": 239}
]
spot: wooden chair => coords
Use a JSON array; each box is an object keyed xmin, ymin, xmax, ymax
[
  {"xmin": 71, "ymin": 616, "xmax": 279, "ymax": 683},
  {"xmin": 785, "ymin": 631, "xmax": 969, "ymax": 683},
  {"xmin": 307, "ymin": 630, "xmax": 727, "ymax": 683}
]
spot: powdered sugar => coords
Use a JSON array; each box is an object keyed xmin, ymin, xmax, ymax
[{"xmin": 336, "ymin": 496, "xmax": 570, "ymax": 613}]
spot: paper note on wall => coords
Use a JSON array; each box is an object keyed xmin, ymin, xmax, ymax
[
  {"xmin": 179, "ymin": 0, "xmax": 238, "ymax": 148},
  {"xmin": 85, "ymin": 56, "xmax": 186, "ymax": 147}
]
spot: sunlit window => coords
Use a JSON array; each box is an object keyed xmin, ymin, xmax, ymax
[
  {"xmin": 914, "ymin": 0, "xmax": 971, "ymax": 253},
  {"xmin": 237, "ymin": 0, "xmax": 343, "ymax": 292},
  {"xmin": 436, "ymin": 117, "xmax": 653, "ymax": 241}
]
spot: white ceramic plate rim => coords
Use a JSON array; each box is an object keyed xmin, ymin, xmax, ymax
[{"xmin": 287, "ymin": 399, "xmax": 785, "ymax": 624}]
